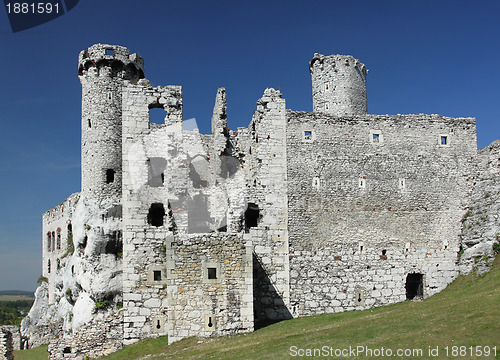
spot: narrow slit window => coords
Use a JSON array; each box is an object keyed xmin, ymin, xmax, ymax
[
  {"xmin": 372, "ymin": 133, "xmax": 380, "ymax": 142},
  {"xmin": 441, "ymin": 136, "xmax": 448, "ymax": 145},
  {"xmin": 88, "ymin": 119, "xmax": 91, "ymax": 128}
]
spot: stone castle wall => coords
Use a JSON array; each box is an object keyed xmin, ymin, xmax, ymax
[
  {"xmin": 166, "ymin": 234, "xmax": 253, "ymax": 343},
  {"xmin": 286, "ymin": 112, "xmax": 477, "ymax": 315},
  {"xmin": 0, "ymin": 328, "xmax": 13, "ymax": 360}
]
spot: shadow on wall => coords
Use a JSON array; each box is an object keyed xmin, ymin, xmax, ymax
[{"xmin": 253, "ymin": 253, "xmax": 292, "ymax": 329}]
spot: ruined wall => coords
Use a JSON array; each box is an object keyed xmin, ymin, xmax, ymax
[
  {"xmin": 0, "ymin": 327, "xmax": 21, "ymax": 351},
  {"xmin": 459, "ymin": 140, "xmax": 500, "ymax": 274},
  {"xmin": 49, "ymin": 310, "xmax": 123, "ymax": 360},
  {"xmin": 286, "ymin": 112, "xmax": 477, "ymax": 315},
  {"xmin": 234, "ymin": 89, "xmax": 291, "ymax": 326},
  {"xmin": 121, "ymin": 83, "xmax": 182, "ymax": 345},
  {"xmin": 0, "ymin": 329, "xmax": 13, "ymax": 360},
  {"xmin": 166, "ymin": 234, "xmax": 253, "ymax": 344},
  {"xmin": 42, "ymin": 193, "xmax": 79, "ymax": 303}
]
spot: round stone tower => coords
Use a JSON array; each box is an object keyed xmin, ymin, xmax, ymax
[
  {"xmin": 309, "ymin": 53, "xmax": 367, "ymax": 116},
  {"xmin": 78, "ymin": 44, "xmax": 144, "ymax": 201}
]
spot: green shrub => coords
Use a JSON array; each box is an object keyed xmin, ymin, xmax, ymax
[{"xmin": 37, "ymin": 276, "xmax": 48, "ymax": 285}]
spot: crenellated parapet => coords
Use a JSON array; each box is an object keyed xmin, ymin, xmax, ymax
[{"xmin": 78, "ymin": 43, "xmax": 144, "ymax": 80}]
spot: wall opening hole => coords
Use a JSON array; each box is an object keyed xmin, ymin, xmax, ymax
[
  {"xmin": 382, "ymin": 250, "xmax": 386, "ymax": 255},
  {"xmin": 357, "ymin": 293, "xmax": 362, "ymax": 302},
  {"xmin": 149, "ymin": 107, "xmax": 166, "ymax": 125},
  {"xmin": 156, "ymin": 320, "xmax": 161, "ymax": 329},
  {"xmin": 88, "ymin": 119, "xmax": 91, "ymax": 128},
  {"xmin": 244, "ymin": 203, "xmax": 260, "ymax": 231},
  {"xmin": 105, "ymin": 49, "xmax": 114, "ymax": 56},
  {"xmin": 153, "ymin": 270, "xmax": 162, "ymax": 281},
  {"xmin": 106, "ymin": 169, "xmax": 115, "ymax": 184},
  {"xmin": 208, "ymin": 316, "xmax": 213, "ymax": 328},
  {"xmin": 207, "ymin": 267, "xmax": 217, "ymax": 280},
  {"xmin": 441, "ymin": 136, "xmax": 448, "ymax": 145},
  {"xmin": 148, "ymin": 203, "xmax": 165, "ymax": 227},
  {"xmin": 63, "ymin": 347, "xmax": 71, "ymax": 354},
  {"xmin": 373, "ymin": 133, "xmax": 380, "ymax": 142},
  {"xmin": 406, "ymin": 273, "xmax": 423, "ymax": 300},
  {"xmin": 304, "ymin": 130, "xmax": 312, "ymax": 141}
]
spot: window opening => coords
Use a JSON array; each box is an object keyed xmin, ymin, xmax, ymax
[
  {"xmin": 372, "ymin": 133, "xmax": 380, "ymax": 142},
  {"xmin": 52, "ymin": 231, "xmax": 56, "ymax": 251},
  {"xmin": 106, "ymin": 169, "xmax": 115, "ymax": 184},
  {"xmin": 153, "ymin": 270, "xmax": 162, "ymax": 281},
  {"xmin": 47, "ymin": 233, "xmax": 52, "ymax": 252},
  {"xmin": 325, "ymin": 82, "xmax": 330, "ymax": 91},
  {"xmin": 149, "ymin": 106, "xmax": 165, "ymax": 125},
  {"xmin": 304, "ymin": 130, "xmax": 312, "ymax": 141},
  {"xmin": 441, "ymin": 136, "xmax": 448, "ymax": 145},
  {"xmin": 405, "ymin": 273, "xmax": 423, "ymax": 300},
  {"xmin": 244, "ymin": 203, "xmax": 259, "ymax": 231},
  {"xmin": 48, "ymin": 260, "xmax": 51, "ymax": 274},
  {"xmin": 57, "ymin": 230, "xmax": 61, "ymax": 250},
  {"xmin": 105, "ymin": 49, "xmax": 114, "ymax": 56},
  {"xmin": 207, "ymin": 267, "xmax": 217, "ymax": 280},
  {"xmin": 148, "ymin": 203, "xmax": 165, "ymax": 227},
  {"xmin": 156, "ymin": 319, "xmax": 161, "ymax": 329},
  {"xmin": 207, "ymin": 316, "xmax": 214, "ymax": 328},
  {"xmin": 88, "ymin": 119, "xmax": 91, "ymax": 128}
]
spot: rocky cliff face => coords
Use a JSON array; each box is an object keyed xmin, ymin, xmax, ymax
[
  {"xmin": 21, "ymin": 197, "xmax": 123, "ymax": 349},
  {"xmin": 459, "ymin": 140, "xmax": 500, "ymax": 274}
]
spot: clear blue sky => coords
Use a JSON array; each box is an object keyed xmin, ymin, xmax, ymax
[{"xmin": 0, "ymin": 0, "xmax": 498, "ymax": 291}]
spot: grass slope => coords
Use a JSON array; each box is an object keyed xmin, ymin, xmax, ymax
[{"xmin": 16, "ymin": 258, "xmax": 500, "ymax": 360}]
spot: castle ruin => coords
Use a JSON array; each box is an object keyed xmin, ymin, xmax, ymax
[{"xmin": 20, "ymin": 44, "xmax": 483, "ymax": 359}]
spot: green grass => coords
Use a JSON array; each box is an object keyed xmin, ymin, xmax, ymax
[
  {"xmin": 13, "ymin": 344, "xmax": 47, "ymax": 360},
  {"xmin": 18, "ymin": 258, "xmax": 500, "ymax": 360}
]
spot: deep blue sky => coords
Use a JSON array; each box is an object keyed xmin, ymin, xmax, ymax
[{"xmin": 0, "ymin": 0, "xmax": 498, "ymax": 291}]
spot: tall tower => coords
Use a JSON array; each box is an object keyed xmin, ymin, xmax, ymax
[
  {"xmin": 78, "ymin": 44, "xmax": 144, "ymax": 201},
  {"xmin": 309, "ymin": 53, "xmax": 367, "ymax": 116}
]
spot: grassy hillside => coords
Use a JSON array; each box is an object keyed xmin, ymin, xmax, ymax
[{"xmin": 16, "ymin": 257, "xmax": 500, "ymax": 360}]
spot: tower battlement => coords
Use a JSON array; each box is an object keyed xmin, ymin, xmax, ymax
[{"xmin": 78, "ymin": 43, "xmax": 144, "ymax": 79}]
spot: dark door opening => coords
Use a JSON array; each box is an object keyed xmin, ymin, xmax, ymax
[{"xmin": 405, "ymin": 273, "xmax": 423, "ymax": 300}]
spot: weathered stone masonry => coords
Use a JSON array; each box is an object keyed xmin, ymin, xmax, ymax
[{"xmin": 21, "ymin": 46, "xmax": 490, "ymax": 359}]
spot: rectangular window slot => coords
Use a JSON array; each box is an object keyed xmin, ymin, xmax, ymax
[
  {"xmin": 105, "ymin": 49, "xmax": 114, "ymax": 56},
  {"xmin": 304, "ymin": 131, "xmax": 312, "ymax": 140},
  {"xmin": 153, "ymin": 270, "xmax": 162, "ymax": 281},
  {"xmin": 372, "ymin": 133, "xmax": 379, "ymax": 142},
  {"xmin": 324, "ymin": 82, "xmax": 330, "ymax": 91},
  {"xmin": 441, "ymin": 136, "xmax": 448, "ymax": 145},
  {"xmin": 207, "ymin": 267, "xmax": 217, "ymax": 280}
]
